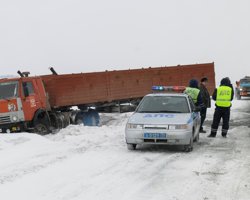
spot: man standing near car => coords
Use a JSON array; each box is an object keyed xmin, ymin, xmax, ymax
[
  {"xmin": 199, "ymin": 77, "xmax": 211, "ymax": 133},
  {"xmin": 208, "ymin": 77, "xmax": 234, "ymax": 138},
  {"xmin": 184, "ymin": 79, "xmax": 204, "ymax": 108}
]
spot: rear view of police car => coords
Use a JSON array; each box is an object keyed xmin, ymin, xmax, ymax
[{"xmin": 125, "ymin": 87, "xmax": 201, "ymax": 152}]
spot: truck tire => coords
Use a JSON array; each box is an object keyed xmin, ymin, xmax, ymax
[
  {"xmin": 34, "ymin": 121, "xmax": 50, "ymax": 135},
  {"xmin": 75, "ymin": 112, "xmax": 84, "ymax": 125},
  {"xmin": 33, "ymin": 110, "xmax": 51, "ymax": 135},
  {"xmin": 49, "ymin": 112, "xmax": 64, "ymax": 133}
]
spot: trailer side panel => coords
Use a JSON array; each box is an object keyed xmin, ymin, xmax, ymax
[{"xmin": 41, "ymin": 63, "xmax": 215, "ymax": 108}]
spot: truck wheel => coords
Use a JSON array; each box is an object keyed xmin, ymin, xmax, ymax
[
  {"xmin": 76, "ymin": 118, "xmax": 83, "ymax": 125},
  {"xmin": 34, "ymin": 122, "xmax": 50, "ymax": 135},
  {"xmin": 33, "ymin": 110, "xmax": 51, "ymax": 135},
  {"xmin": 127, "ymin": 144, "xmax": 137, "ymax": 150}
]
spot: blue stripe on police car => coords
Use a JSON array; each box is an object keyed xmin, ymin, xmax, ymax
[{"xmin": 143, "ymin": 114, "xmax": 175, "ymax": 118}]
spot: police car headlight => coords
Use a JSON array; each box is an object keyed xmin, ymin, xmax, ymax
[
  {"xmin": 176, "ymin": 124, "xmax": 188, "ymax": 129},
  {"xmin": 12, "ymin": 116, "xmax": 18, "ymax": 122},
  {"xmin": 126, "ymin": 123, "xmax": 143, "ymax": 129},
  {"xmin": 239, "ymin": 88, "xmax": 243, "ymax": 91},
  {"xmin": 169, "ymin": 124, "xmax": 188, "ymax": 130},
  {"xmin": 169, "ymin": 125, "xmax": 176, "ymax": 130}
]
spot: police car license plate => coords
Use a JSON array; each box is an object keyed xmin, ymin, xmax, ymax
[{"xmin": 144, "ymin": 133, "xmax": 166, "ymax": 139}]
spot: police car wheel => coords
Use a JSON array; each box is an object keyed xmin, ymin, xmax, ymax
[
  {"xmin": 194, "ymin": 133, "xmax": 199, "ymax": 142},
  {"xmin": 127, "ymin": 144, "xmax": 137, "ymax": 150},
  {"xmin": 184, "ymin": 137, "xmax": 193, "ymax": 152}
]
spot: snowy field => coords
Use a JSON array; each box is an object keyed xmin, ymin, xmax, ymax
[{"xmin": 0, "ymin": 99, "xmax": 250, "ymax": 200}]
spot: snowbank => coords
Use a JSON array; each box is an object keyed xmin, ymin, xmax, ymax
[{"xmin": 0, "ymin": 100, "xmax": 250, "ymax": 200}]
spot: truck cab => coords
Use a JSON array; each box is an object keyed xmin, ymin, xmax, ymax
[
  {"xmin": 236, "ymin": 76, "xmax": 250, "ymax": 100},
  {"xmin": 0, "ymin": 77, "xmax": 48, "ymax": 133}
]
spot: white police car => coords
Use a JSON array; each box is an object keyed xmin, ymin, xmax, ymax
[{"xmin": 125, "ymin": 86, "xmax": 201, "ymax": 152}]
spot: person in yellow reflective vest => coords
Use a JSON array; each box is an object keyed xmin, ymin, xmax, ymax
[
  {"xmin": 184, "ymin": 79, "xmax": 204, "ymax": 107},
  {"xmin": 208, "ymin": 77, "xmax": 234, "ymax": 138}
]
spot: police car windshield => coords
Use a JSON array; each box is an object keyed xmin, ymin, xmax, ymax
[
  {"xmin": 137, "ymin": 96, "xmax": 190, "ymax": 113},
  {"xmin": 0, "ymin": 81, "xmax": 19, "ymax": 99}
]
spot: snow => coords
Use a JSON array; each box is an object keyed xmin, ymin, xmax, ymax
[{"xmin": 0, "ymin": 100, "xmax": 250, "ymax": 200}]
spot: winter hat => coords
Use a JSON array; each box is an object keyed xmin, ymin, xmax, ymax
[
  {"xmin": 189, "ymin": 79, "xmax": 199, "ymax": 88},
  {"xmin": 200, "ymin": 77, "xmax": 208, "ymax": 82},
  {"xmin": 220, "ymin": 77, "xmax": 231, "ymax": 86}
]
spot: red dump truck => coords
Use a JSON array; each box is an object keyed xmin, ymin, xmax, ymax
[{"xmin": 0, "ymin": 62, "xmax": 215, "ymax": 134}]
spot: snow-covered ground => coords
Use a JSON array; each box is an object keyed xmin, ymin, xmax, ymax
[{"xmin": 0, "ymin": 100, "xmax": 250, "ymax": 200}]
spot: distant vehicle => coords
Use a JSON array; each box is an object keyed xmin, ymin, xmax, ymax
[
  {"xmin": 235, "ymin": 76, "xmax": 250, "ymax": 100},
  {"xmin": 125, "ymin": 86, "xmax": 201, "ymax": 152}
]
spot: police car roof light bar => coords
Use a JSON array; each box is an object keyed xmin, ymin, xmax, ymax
[{"xmin": 152, "ymin": 86, "xmax": 186, "ymax": 93}]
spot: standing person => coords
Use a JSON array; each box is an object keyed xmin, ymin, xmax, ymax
[
  {"xmin": 208, "ymin": 77, "xmax": 234, "ymax": 138},
  {"xmin": 184, "ymin": 79, "xmax": 204, "ymax": 107},
  {"xmin": 199, "ymin": 77, "xmax": 211, "ymax": 133},
  {"xmin": 235, "ymin": 81, "xmax": 240, "ymax": 99}
]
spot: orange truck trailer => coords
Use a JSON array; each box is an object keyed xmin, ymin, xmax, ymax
[{"xmin": 0, "ymin": 62, "xmax": 215, "ymax": 134}]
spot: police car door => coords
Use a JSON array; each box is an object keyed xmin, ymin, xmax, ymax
[{"xmin": 188, "ymin": 96, "xmax": 199, "ymax": 132}]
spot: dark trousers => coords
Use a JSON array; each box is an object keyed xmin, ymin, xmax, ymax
[
  {"xmin": 200, "ymin": 107, "xmax": 207, "ymax": 131},
  {"xmin": 211, "ymin": 107, "xmax": 230, "ymax": 136}
]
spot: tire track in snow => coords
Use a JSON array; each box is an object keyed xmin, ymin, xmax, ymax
[
  {"xmin": 0, "ymin": 153, "xmax": 68, "ymax": 185},
  {"xmin": 227, "ymin": 128, "xmax": 250, "ymax": 200}
]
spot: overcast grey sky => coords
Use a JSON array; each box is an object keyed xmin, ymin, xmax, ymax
[{"xmin": 1, "ymin": 0, "xmax": 250, "ymax": 85}]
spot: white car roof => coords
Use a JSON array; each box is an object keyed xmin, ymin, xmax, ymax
[{"xmin": 145, "ymin": 93, "xmax": 189, "ymax": 98}]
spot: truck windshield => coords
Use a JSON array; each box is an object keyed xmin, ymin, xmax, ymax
[
  {"xmin": 0, "ymin": 81, "xmax": 19, "ymax": 99},
  {"xmin": 240, "ymin": 79, "xmax": 250, "ymax": 86},
  {"xmin": 136, "ymin": 96, "xmax": 190, "ymax": 113}
]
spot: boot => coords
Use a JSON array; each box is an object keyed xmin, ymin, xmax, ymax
[
  {"xmin": 207, "ymin": 134, "xmax": 216, "ymax": 138},
  {"xmin": 222, "ymin": 129, "xmax": 227, "ymax": 138},
  {"xmin": 207, "ymin": 131, "xmax": 216, "ymax": 138}
]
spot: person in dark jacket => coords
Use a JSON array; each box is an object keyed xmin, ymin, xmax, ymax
[
  {"xmin": 208, "ymin": 77, "xmax": 234, "ymax": 138},
  {"xmin": 199, "ymin": 77, "xmax": 211, "ymax": 133},
  {"xmin": 184, "ymin": 79, "xmax": 204, "ymax": 107}
]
